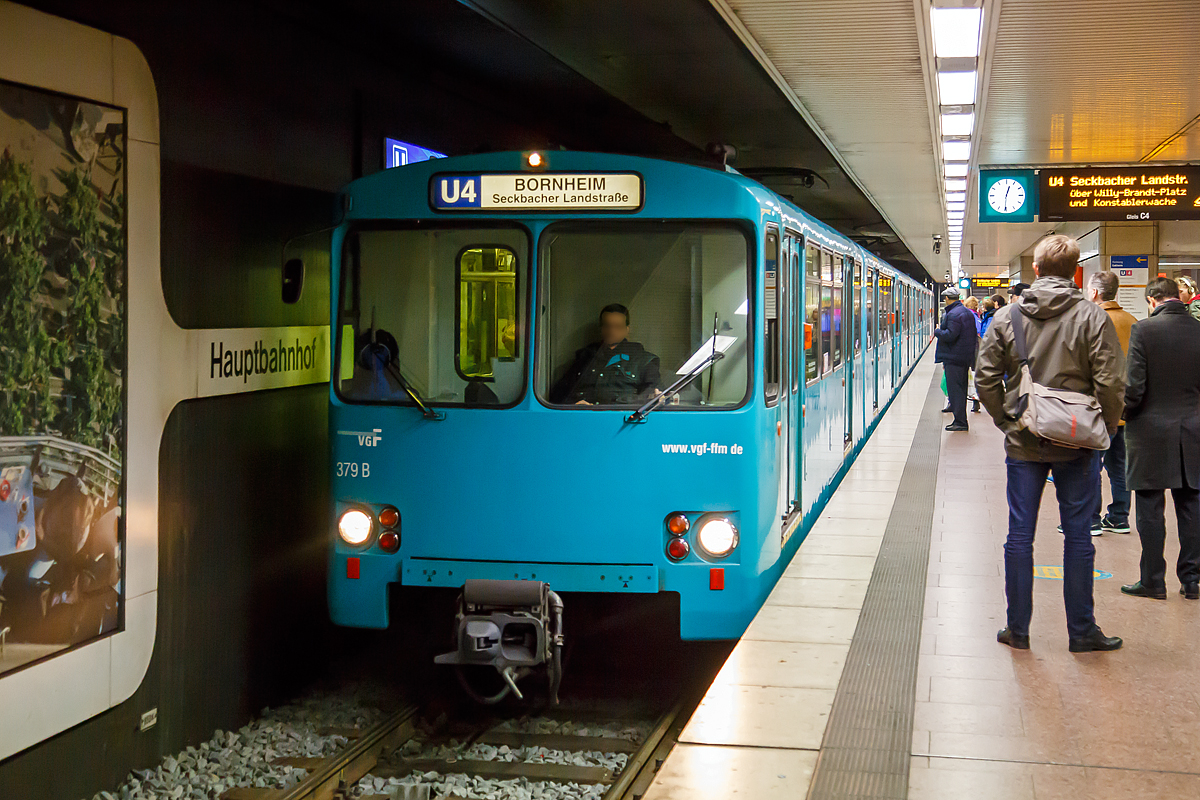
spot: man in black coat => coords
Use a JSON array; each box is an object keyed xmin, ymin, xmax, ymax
[
  {"xmin": 1121, "ymin": 277, "xmax": 1200, "ymax": 601},
  {"xmin": 934, "ymin": 287, "xmax": 978, "ymax": 431}
]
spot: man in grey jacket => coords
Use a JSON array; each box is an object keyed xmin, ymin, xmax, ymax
[{"xmin": 976, "ymin": 235, "xmax": 1126, "ymax": 653}]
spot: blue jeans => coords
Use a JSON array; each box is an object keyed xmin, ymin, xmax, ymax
[
  {"xmin": 1004, "ymin": 451, "xmax": 1101, "ymax": 639},
  {"xmin": 1092, "ymin": 427, "xmax": 1130, "ymax": 526}
]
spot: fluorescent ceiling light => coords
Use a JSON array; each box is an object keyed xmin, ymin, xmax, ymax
[
  {"xmin": 931, "ymin": 7, "xmax": 983, "ymax": 58},
  {"xmin": 941, "ymin": 112, "xmax": 975, "ymax": 136},
  {"xmin": 937, "ymin": 71, "xmax": 977, "ymax": 105},
  {"xmin": 1163, "ymin": 261, "xmax": 1200, "ymax": 266},
  {"xmin": 946, "ymin": 178, "xmax": 968, "ymax": 190},
  {"xmin": 947, "ymin": 201, "xmax": 966, "ymax": 211},
  {"xmin": 942, "ymin": 140, "xmax": 972, "ymax": 161},
  {"xmin": 945, "ymin": 163, "xmax": 969, "ymax": 177},
  {"xmin": 948, "ymin": 212, "xmax": 965, "ymax": 220},
  {"xmin": 947, "ymin": 191, "xmax": 966, "ymax": 201},
  {"xmin": 735, "ymin": 299, "xmax": 749, "ymax": 315}
]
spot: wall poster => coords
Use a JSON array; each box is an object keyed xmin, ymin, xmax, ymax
[{"xmin": 0, "ymin": 78, "xmax": 125, "ymax": 675}]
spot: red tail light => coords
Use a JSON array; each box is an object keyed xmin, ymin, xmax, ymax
[
  {"xmin": 378, "ymin": 506, "xmax": 400, "ymax": 528},
  {"xmin": 666, "ymin": 538, "xmax": 690, "ymax": 561},
  {"xmin": 378, "ymin": 531, "xmax": 400, "ymax": 553}
]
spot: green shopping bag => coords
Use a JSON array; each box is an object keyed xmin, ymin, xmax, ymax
[{"xmin": 941, "ymin": 372, "xmax": 948, "ymax": 396}]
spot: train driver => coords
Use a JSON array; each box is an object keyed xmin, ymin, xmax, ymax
[{"xmin": 551, "ymin": 303, "xmax": 661, "ymax": 405}]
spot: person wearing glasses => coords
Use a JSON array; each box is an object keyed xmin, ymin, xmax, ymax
[
  {"xmin": 1177, "ymin": 276, "xmax": 1200, "ymax": 322},
  {"xmin": 552, "ymin": 304, "xmax": 661, "ymax": 405}
]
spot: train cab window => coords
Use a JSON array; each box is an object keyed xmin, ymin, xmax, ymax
[
  {"xmin": 457, "ymin": 247, "xmax": 519, "ymax": 380},
  {"xmin": 536, "ymin": 222, "xmax": 751, "ymax": 409},
  {"xmin": 336, "ymin": 225, "xmax": 529, "ymax": 407},
  {"xmin": 832, "ymin": 255, "xmax": 843, "ymax": 368},
  {"xmin": 805, "ymin": 243, "xmax": 820, "ymax": 382},
  {"xmin": 790, "ymin": 250, "xmax": 801, "ymax": 393}
]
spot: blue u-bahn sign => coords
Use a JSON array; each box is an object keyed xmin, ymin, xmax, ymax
[{"xmin": 384, "ymin": 138, "xmax": 445, "ymax": 168}]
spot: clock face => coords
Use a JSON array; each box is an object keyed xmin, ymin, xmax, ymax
[{"xmin": 988, "ymin": 178, "xmax": 1026, "ymax": 214}]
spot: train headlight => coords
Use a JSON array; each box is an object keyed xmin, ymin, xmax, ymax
[
  {"xmin": 697, "ymin": 518, "xmax": 738, "ymax": 558},
  {"xmin": 338, "ymin": 509, "xmax": 373, "ymax": 545}
]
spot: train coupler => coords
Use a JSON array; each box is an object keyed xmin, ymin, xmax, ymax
[{"xmin": 434, "ymin": 579, "xmax": 565, "ymax": 705}]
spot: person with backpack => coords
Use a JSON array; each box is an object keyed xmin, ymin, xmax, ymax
[{"xmin": 976, "ymin": 235, "xmax": 1126, "ymax": 653}]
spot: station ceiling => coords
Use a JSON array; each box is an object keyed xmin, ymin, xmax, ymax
[{"xmin": 965, "ymin": 0, "xmax": 1200, "ymax": 274}]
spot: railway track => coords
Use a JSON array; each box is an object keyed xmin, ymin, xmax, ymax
[{"xmin": 219, "ymin": 696, "xmax": 694, "ymax": 800}]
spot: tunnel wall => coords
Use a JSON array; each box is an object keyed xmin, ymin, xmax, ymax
[{"xmin": 0, "ymin": 2, "xmax": 698, "ymax": 798}]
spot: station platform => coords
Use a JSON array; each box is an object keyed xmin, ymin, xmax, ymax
[{"xmin": 645, "ymin": 353, "xmax": 1200, "ymax": 799}]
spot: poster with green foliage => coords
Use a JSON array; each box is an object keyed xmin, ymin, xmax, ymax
[{"xmin": 0, "ymin": 79, "xmax": 125, "ymax": 675}]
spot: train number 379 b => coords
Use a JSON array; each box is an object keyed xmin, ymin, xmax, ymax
[{"xmin": 336, "ymin": 462, "xmax": 370, "ymax": 478}]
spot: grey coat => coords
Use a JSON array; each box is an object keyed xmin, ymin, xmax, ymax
[
  {"xmin": 975, "ymin": 276, "xmax": 1125, "ymax": 462},
  {"xmin": 1124, "ymin": 301, "xmax": 1200, "ymax": 490}
]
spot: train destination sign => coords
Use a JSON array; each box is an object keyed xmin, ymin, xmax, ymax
[
  {"xmin": 431, "ymin": 173, "xmax": 643, "ymax": 211},
  {"xmin": 1040, "ymin": 165, "xmax": 1200, "ymax": 221}
]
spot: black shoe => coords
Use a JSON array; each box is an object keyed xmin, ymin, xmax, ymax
[
  {"xmin": 1099, "ymin": 515, "xmax": 1131, "ymax": 534},
  {"xmin": 942, "ymin": 405, "xmax": 952, "ymax": 413},
  {"xmin": 997, "ymin": 627, "xmax": 1030, "ymax": 650},
  {"xmin": 1069, "ymin": 628, "xmax": 1123, "ymax": 653},
  {"xmin": 1121, "ymin": 581, "xmax": 1167, "ymax": 600},
  {"xmin": 1181, "ymin": 582, "xmax": 1199, "ymax": 600},
  {"xmin": 945, "ymin": 423, "xmax": 969, "ymax": 432},
  {"xmin": 971, "ymin": 401, "xmax": 981, "ymax": 413},
  {"xmin": 1056, "ymin": 522, "xmax": 1103, "ymax": 536}
]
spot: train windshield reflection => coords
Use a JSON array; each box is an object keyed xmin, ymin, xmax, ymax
[{"xmin": 538, "ymin": 222, "xmax": 751, "ymax": 409}]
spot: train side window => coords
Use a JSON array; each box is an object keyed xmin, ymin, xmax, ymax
[
  {"xmin": 805, "ymin": 242, "xmax": 821, "ymax": 382},
  {"xmin": 853, "ymin": 261, "xmax": 862, "ymax": 355},
  {"xmin": 865, "ymin": 267, "xmax": 875, "ymax": 350},
  {"xmin": 832, "ymin": 255, "xmax": 843, "ymax": 368},
  {"xmin": 764, "ymin": 230, "xmax": 780, "ymax": 405},
  {"xmin": 791, "ymin": 250, "xmax": 801, "ymax": 393},
  {"xmin": 820, "ymin": 281, "xmax": 832, "ymax": 374},
  {"xmin": 457, "ymin": 246, "xmax": 519, "ymax": 381}
]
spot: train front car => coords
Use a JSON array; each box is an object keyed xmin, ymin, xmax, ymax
[{"xmin": 328, "ymin": 152, "xmax": 779, "ymax": 700}]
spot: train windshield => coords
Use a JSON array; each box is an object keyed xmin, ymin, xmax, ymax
[
  {"xmin": 336, "ymin": 225, "xmax": 529, "ymax": 407},
  {"xmin": 537, "ymin": 222, "xmax": 751, "ymax": 409}
]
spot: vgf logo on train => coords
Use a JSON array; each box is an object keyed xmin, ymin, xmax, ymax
[{"xmin": 338, "ymin": 428, "xmax": 382, "ymax": 447}]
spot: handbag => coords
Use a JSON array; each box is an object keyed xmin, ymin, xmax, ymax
[{"xmin": 1010, "ymin": 308, "xmax": 1110, "ymax": 450}]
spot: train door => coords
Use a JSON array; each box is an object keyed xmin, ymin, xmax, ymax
[
  {"xmin": 788, "ymin": 234, "xmax": 802, "ymax": 517},
  {"xmin": 843, "ymin": 257, "xmax": 854, "ymax": 448},
  {"xmin": 868, "ymin": 267, "xmax": 878, "ymax": 410},
  {"xmin": 764, "ymin": 229, "xmax": 788, "ymax": 526},
  {"xmin": 779, "ymin": 234, "xmax": 794, "ymax": 521}
]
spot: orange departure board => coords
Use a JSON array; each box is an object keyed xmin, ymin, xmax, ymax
[{"xmin": 1040, "ymin": 166, "xmax": 1200, "ymax": 222}]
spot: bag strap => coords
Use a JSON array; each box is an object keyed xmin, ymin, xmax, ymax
[{"xmin": 1010, "ymin": 306, "xmax": 1030, "ymax": 366}]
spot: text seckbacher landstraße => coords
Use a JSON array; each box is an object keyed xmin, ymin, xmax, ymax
[
  {"xmin": 431, "ymin": 173, "xmax": 643, "ymax": 211},
  {"xmin": 1040, "ymin": 165, "xmax": 1200, "ymax": 222}
]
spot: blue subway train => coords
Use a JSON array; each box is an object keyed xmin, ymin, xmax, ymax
[{"xmin": 326, "ymin": 150, "xmax": 933, "ymax": 698}]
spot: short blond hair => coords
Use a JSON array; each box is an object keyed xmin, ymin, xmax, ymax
[
  {"xmin": 1034, "ymin": 235, "xmax": 1081, "ymax": 279},
  {"xmin": 964, "ymin": 296, "xmax": 979, "ymax": 310}
]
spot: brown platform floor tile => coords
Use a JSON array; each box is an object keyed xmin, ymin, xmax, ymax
[{"xmin": 914, "ymin": 417, "xmax": 1200, "ymax": 796}]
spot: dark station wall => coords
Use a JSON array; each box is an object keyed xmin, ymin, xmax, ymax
[{"xmin": 0, "ymin": 3, "xmax": 698, "ymax": 798}]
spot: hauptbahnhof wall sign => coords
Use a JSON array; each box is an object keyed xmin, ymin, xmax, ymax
[{"xmin": 1039, "ymin": 165, "xmax": 1200, "ymax": 222}]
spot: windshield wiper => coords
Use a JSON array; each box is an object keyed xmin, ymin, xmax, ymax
[
  {"xmin": 625, "ymin": 350, "xmax": 725, "ymax": 424},
  {"xmin": 386, "ymin": 363, "xmax": 446, "ymax": 421}
]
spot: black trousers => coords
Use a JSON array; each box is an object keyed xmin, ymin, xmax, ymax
[
  {"xmin": 1135, "ymin": 487, "xmax": 1200, "ymax": 588},
  {"xmin": 944, "ymin": 363, "xmax": 969, "ymax": 427}
]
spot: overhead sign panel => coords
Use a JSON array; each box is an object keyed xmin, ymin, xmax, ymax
[
  {"xmin": 431, "ymin": 173, "xmax": 643, "ymax": 212},
  {"xmin": 1040, "ymin": 166, "xmax": 1200, "ymax": 221}
]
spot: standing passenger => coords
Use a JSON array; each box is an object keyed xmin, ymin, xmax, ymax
[
  {"xmin": 976, "ymin": 235, "xmax": 1125, "ymax": 652},
  {"xmin": 935, "ymin": 288, "xmax": 977, "ymax": 432},
  {"xmin": 1086, "ymin": 271, "xmax": 1135, "ymax": 535},
  {"xmin": 1177, "ymin": 276, "xmax": 1200, "ymax": 322},
  {"xmin": 1121, "ymin": 278, "xmax": 1200, "ymax": 601}
]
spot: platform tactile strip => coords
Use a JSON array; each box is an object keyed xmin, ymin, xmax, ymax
[{"xmin": 807, "ymin": 372, "xmax": 943, "ymax": 800}]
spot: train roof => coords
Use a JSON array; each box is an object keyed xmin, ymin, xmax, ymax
[{"xmin": 338, "ymin": 151, "xmax": 923, "ymax": 288}]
